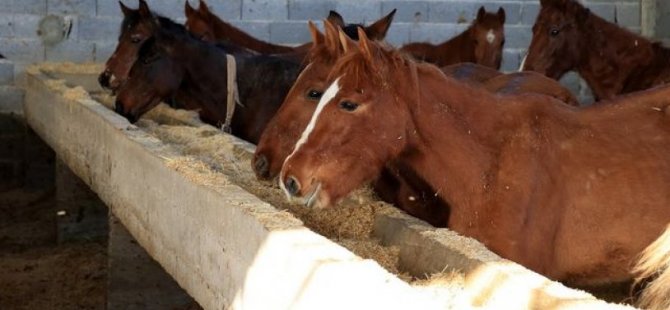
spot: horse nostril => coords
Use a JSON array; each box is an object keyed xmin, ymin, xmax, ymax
[
  {"xmin": 98, "ymin": 70, "xmax": 111, "ymax": 88},
  {"xmin": 253, "ymin": 154, "xmax": 270, "ymax": 179},
  {"xmin": 284, "ymin": 176, "xmax": 301, "ymax": 197}
]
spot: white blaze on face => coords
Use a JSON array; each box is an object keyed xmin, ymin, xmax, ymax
[
  {"xmin": 279, "ymin": 77, "xmax": 342, "ymax": 197},
  {"xmin": 486, "ymin": 29, "xmax": 496, "ymax": 44}
]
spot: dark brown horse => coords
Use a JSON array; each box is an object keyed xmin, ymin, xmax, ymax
[
  {"xmin": 98, "ymin": 0, "xmax": 180, "ymax": 91},
  {"xmin": 185, "ymin": 0, "xmax": 395, "ymax": 57},
  {"xmin": 400, "ymin": 7, "xmax": 505, "ymax": 69},
  {"xmin": 483, "ymin": 71, "xmax": 579, "ymax": 106},
  {"xmin": 114, "ymin": 13, "xmax": 300, "ymax": 144},
  {"xmin": 523, "ymin": 0, "xmax": 670, "ymax": 101},
  {"xmin": 280, "ymin": 28, "xmax": 670, "ymax": 296}
]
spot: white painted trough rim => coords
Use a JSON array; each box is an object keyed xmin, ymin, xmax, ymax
[{"xmin": 24, "ymin": 62, "xmax": 636, "ymax": 310}]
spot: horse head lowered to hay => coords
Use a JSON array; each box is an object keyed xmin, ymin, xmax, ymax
[
  {"xmin": 523, "ymin": 0, "xmax": 670, "ymax": 101},
  {"xmin": 113, "ymin": 6, "xmax": 300, "ymax": 144},
  {"xmin": 253, "ymin": 21, "xmax": 578, "ymax": 227},
  {"xmin": 400, "ymin": 6, "xmax": 505, "ymax": 69},
  {"xmin": 278, "ymin": 28, "xmax": 670, "ymax": 302}
]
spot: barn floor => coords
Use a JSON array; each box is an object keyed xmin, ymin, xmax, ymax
[{"xmin": 0, "ymin": 117, "xmax": 108, "ymax": 310}]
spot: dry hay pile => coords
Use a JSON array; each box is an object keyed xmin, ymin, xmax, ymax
[{"xmin": 91, "ymin": 92, "xmax": 466, "ymax": 296}]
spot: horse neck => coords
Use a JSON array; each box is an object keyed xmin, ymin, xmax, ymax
[
  {"xmin": 436, "ymin": 27, "xmax": 475, "ymax": 64},
  {"xmin": 576, "ymin": 14, "xmax": 657, "ymax": 99},
  {"xmin": 209, "ymin": 15, "xmax": 295, "ymax": 54},
  {"xmin": 395, "ymin": 62, "xmax": 499, "ymax": 220}
]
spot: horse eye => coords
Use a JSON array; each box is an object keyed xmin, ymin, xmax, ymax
[
  {"xmin": 306, "ymin": 89, "xmax": 322, "ymax": 100},
  {"xmin": 339, "ymin": 101, "xmax": 359, "ymax": 112},
  {"xmin": 550, "ymin": 28, "xmax": 560, "ymax": 36},
  {"xmin": 131, "ymin": 36, "xmax": 142, "ymax": 43}
]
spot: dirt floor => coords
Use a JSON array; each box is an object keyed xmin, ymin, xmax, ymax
[{"xmin": 0, "ymin": 121, "xmax": 108, "ymax": 310}]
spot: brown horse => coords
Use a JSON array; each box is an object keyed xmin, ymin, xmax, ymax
[
  {"xmin": 99, "ymin": 0, "xmax": 179, "ymax": 91},
  {"xmin": 113, "ymin": 10, "xmax": 300, "ymax": 144},
  {"xmin": 280, "ymin": 28, "xmax": 670, "ymax": 295},
  {"xmin": 523, "ymin": 0, "xmax": 670, "ymax": 101},
  {"xmin": 185, "ymin": 0, "xmax": 395, "ymax": 57},
  {"xmin": 254, "ymin": 22, "xmax": 577, "ymax": 227},
  {"xmin": 400, "ymin": 7, "xmax": 505, "ymax": 69}
]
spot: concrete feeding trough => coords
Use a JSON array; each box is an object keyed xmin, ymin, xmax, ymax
[{"xmin": 23, "ymin": 63, "xmax": 635, "ymax": 310}]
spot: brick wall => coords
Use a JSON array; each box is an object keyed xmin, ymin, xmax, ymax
[{"xmin": 0, "ymin": 0, "xmax": 648, "ymax": 102}]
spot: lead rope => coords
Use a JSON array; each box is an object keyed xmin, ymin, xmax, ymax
[{"xmin": 223, "ymin": 54, "xmax": 241, "ymax": 134}]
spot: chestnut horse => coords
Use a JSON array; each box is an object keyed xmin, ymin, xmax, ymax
[
  {"xmin": 400, "ymin": 7, "xmax": 505, "ymax": 69},
  {"xmin": 523, "ymin": 0, "xmax": 670, "ymax": 101},
  {"xmin": 254, "ymin": 22, "xmax": 577, "ymax": 227},
  {"xmin": 185, "ymin": 0, "xmax": 395, "ymax": 58},
  {"xmin": 114, "ymin": 13, "xmax": 300, "ymax": 144},
  {"xmin": 279, "ymin": 28, "xmax": 670, "ymax": 299}
]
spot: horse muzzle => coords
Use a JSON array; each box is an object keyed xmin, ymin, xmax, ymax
[{"xmin": 114, "ymin": 100, "xmax": 138, "ymax": 124}]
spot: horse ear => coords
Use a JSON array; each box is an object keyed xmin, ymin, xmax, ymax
[
  {"xmin": 324, "ymin": 19, "xmax": 343, "ymax": 54},
  {"xmin": 476, "ymin": 6, "xmax": 486, "ymax": 20},
  {"xmin": 365, "ymin": 9, "xmax": 396, "ymax": 41},
  {"xmin": 138, "ymin": 0, "xmax": 151, "ymax": 17},
  {"xmin": 327, "ymin": 10, "xmax": 345, "ymax": 28},
  {"xmin": 185, "ymin": 1, "xmax": 197, "ymax": 19},
  {"xmin": 119, "ymin": 1, "xmax": 133, "ymax": 16},
  {"xmin": 497, "ymin": 7, "xmax": 506, "ymax": 23},
  {"xmin": 357, "ymin": 27, "xmax": 376, "ymax": 63},
  {"xmin": 338, "ymin": 28, "xmax": 357, "ymax": 53},
  {"xmin": 308, "ymin": 21, "xmax": 324, "ymax": 46},
  {"xmin": 199, "ymin": 0, "xmax": 211, "ymax": 15}
]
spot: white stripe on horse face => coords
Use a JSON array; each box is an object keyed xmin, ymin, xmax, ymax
[
  {"xmin": 519, "ymin": 54, "xmax": 528, "ymax": 72},
  {"xmin": 279, "ymin": 77, "xmax": 342, "ymax": 197},
  {"xmin": 486, "ymin": 29, "xmax": 496, "ymax": 44}
]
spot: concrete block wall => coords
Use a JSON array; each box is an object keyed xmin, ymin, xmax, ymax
[{"xmin": 0, "ymin": 0, "xmax": 645, "ymax": 100}]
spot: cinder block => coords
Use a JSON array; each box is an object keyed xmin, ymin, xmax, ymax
[
  {"xmin": 0, "ymin": 85, "xmax": 25, "ymax": 114},
  {"xmin": 78, "ymin": 16, "xmax": 122, "ymax": 41},
  {"xmin": 503, "ymin": 25, "xmax": 532, "ymax": 49},
  {"xmin": 47, "ymin": 0, "xmax": 95, "ymax": 15},
  {"xmin": 230, "ymin": 20, "xmax": 271, "ymax": 41},
  {"xmin": 242, "ymin": 0, "xmax": 287, "ymax": 21},
  {"xmin": 520, "ymin": 3, "xmax": 540, "ymax": 25},
  {"xmin": 269, "ymin": 21, "xmax": 310, "ymax": 45},
  {"xmin": 0, "ymin": 14, "xmax": 12, "ymax": 38},
  {"xmin": 0, "ymin": 39, "xmax": 45, "ymax": 62},
  {"xmin": 191, "ymin": 0, "xmax": 242, "ymax": 20},
  {"xmin": 46, "ymin": 40, "xmax": 95, "ymax": 62},
  {"xmin": 9, "ymin": 0, "xmax": 47, "ymax": 15},
  {"xmin": 11, "ymin": 14, "xmax": 42, "ymax": 39},
  {"xmin": 385, "ymin": 22, "xmax": 411, "ymax": 46},
  {"xmin": 0, "ymin": 59, "xmax": 14, "ymax": 85},
  {"xmin": 382, "ymin": 1, "xmax": 429, "ymax": 23},
  {"xmin": 409, "ymin": 23, "xmax": 467, "ymax": 44},
  {"xmin": 501, "ymin": 48, "xmax": 522, "ymax": 73},
  {"xmin": 586, "ymin": 3, "xmax": 615, "ymax": 23},
  {"xmin": 145, "ymin": 0, "xmax": 186, "ymax": 20},
  {"xmin": 615, "ymin": 3, "xmax": 640, "ymax": 29},
  {"xmin": 333, "ymin": 2, "xmax": 383, "ymax": 24},
  {"xmin": 288, "ymin": 0, "xmax": 335, "ymax": 21},
  {"xmin": 96, "ymin": 0, "xmax": 124, "ymax": 17},
  {"xmin": 95, "ymin": 41, "xmax": 117, "ymax": 63},
  {"xmin": 429, "ymin": 1, "xmax": 477, "ymax": 24}
]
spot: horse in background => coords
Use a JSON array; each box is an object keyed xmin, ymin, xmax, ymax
[
  {"xmin": 279, "ymin": 27, "xmax": 670, "ymax": 297},
  {"xmin": 523, "ymin": 0, "xmax": 670, "ymax": 101},
  {"xmin": 185, "ymin": 0, "xmax": 395, "ymax": 58},
  {"xmin": 400, "ymin": 7, "xmax": 505, "ymax": 69},
  {"xmin": 113, "ymin": 3, "xmax": 300, "ymax": 144}
]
